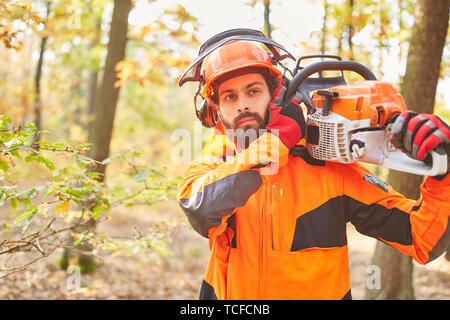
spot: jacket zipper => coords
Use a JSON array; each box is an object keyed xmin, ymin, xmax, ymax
[
  {"xmin": 260, "ymin": 182, "xmax": 273, "ymax": 299},
  {"xmin": 259, "ymin": 184, "xmax": 264, "ymax": 299}
]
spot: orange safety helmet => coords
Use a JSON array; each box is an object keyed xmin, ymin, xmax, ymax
[
  {"xmin": 178, "ymin": 29, "xmax": 295, "ymax": 129},
  {"xmin": 202, "ymin": 41, "xmax": 282, "ymax": 98}
]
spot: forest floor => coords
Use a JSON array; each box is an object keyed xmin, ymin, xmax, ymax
[{"xmin": 0, "ymin": 200, "xmax": 449, "ymax": 300}]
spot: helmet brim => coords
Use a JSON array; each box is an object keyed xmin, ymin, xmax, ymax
[
  {"xmin": 202, "ymin": 63, "xmax": 281, "ymax": 98},
  {"xmin": 178, "ymin": 29, "xmax": 295, "ymax": 87}
]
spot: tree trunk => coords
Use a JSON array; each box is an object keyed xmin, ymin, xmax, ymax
[
  {"xmin": 337, "ymin": 34, "xmax": 342, "ymax": 57},
  {"xmin": 87, "ymin": 71, "xmax": 99, "ymax": 133},
  {"xmin": 321, "ymin": 0, "xmax": 328, "ymax": 55},
  {"xmin": 87, "ymin": 21, "xmax": 102, "ymax": 133},
  {"xmin": 346, "ymin": 0, "xmax": 354, "ymax": 60},
  {"xmin": 87, "ymin": 0, "xmax": 131, "ymax": 180},
  {"xmin": 401, "ymin": 1, "xmax": 449, "ymax": 111},
  {"xmin": 33, "ymin": 0, "xmax": 51, "ymax": 144},
  {"xmin": 263, "ymin": 0, "xmax": 272, "ymax": 39},
  {"xmin": 366, "ymin": 0, "xmax": 449, "ymax": 300},
  {"xmin": 57, "ymin": 0, "xmax": 131, "ymax": 273}
]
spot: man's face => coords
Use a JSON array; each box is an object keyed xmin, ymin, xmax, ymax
[{"xmin": 216, "ymin": 73, "xmax": 272, "ymax": 131}]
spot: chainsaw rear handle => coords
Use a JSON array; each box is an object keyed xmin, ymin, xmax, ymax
[
  {"xmin": 352, "ymin": 127, "xmax": 448, "ymax": 176},
  {"xmin": 383, "ymin": 126, "xmax": 448, "ymax": 176},
  {"xmin": 383, "ymin": 148, "xmax": 448, "ymax": 176},
  {"xmin": 284, "ymin": 60, "xmax": 377, "ymax": 112}
]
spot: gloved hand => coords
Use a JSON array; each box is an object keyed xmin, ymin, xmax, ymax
[
  {"xmin": 265, "ymin": 89, "xmax": 306, "ymax": 149},
  {"xmin": 391, "ymin": 110, "xmax": 450, "ymax": 175}
]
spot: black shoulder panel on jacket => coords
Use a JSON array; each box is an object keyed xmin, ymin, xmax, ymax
[
  {"xmin": 291, "ymin": 196, "xmax": 347, "ymax": 251},
  {"xmin": 179, "ymin": 170, "xmax": 263, "ymax": 238},
  {"xmin": 199, "ymin": 280, "xmax": 218, "ymax": 300},
  {"xmin": 343, "ymin": 195, "xmax": 413, "ymax": 246}
]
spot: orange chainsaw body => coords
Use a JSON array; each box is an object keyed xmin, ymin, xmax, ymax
[{"xmin": 311, "ymin": 81, "xmax": 406, "ymax": 127}]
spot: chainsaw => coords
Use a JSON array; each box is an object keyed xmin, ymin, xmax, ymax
[{"xmin": 284, "ymin": 56, "xmax": 448, "ymax": 176}]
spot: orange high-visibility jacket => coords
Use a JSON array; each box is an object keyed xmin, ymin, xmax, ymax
[{"xmin": 177, "ymin": 91, "xmax": 450, "ymax": 300}]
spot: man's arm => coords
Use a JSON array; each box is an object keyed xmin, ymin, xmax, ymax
[
  {"xmin": 343, "ymin": 110, "xmax": 450, "ymax": 264},
  {"xmin": 177, "ymin": 92, "xmax": 305, "ymax": 240},
  {"xmin": 344, "ymin": 111, "xmax": 450, "ymax": 264},
  {"xmin": 342, "ymin": 162, "xmax": 450, "ymax": 264},
  {"xmin": 177, "ymin": 131, "xmax": 289, "ymax": 239}
]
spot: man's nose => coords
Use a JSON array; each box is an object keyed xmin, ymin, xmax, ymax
[{"xmin": 237, "ymin": 106, "xmax": 249, "ymax": 113}]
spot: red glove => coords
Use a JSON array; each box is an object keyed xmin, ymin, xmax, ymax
[
  {"xmin": 265, "ymin": 88, "xmax": 305, "ymax": 149},
  {"xmin": 391, "ymin": 110, "xmax": 450, "ymax": 162}
]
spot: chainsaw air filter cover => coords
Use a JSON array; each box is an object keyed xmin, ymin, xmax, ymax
[{"xmin": 307, "ymin": 81, "xmax": 406, "ymax": 163}]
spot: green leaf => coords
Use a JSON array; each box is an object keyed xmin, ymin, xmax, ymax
[
  {"xmin": 87, "ymin": 171, "xmax": 103, "ymax": 181},
  {"xmin": 21, "ymin": 209, "xmax": 38, "ymax": 233},
  {"xmin": 101, "ymin": 157, "xmax": 111, "ymax": 165},
  {"xmin": 25, "ymin": 153, "xmax": 38, "ymax": 163},
  {"xmin": 35, "ymin": 141, "xmax": 51, "ymax": 149},
  {"xmin": 92, "ymin": 205, "xmax": 102, "ymax": 220},
  {"xmin": 0, "ymin": 115, "xmax": 12, "ymax": 123},
  {"xmin": 42, "ymin": 190, "xmax": 55, "ymax": 201},
  {"xmin": 15, "ymin": 211, "xmax": 30, "ymax": 223},
  {"xmin": 150, "ymin": 168, "xmax": 166, "ymax": 179},
  {"xmin": 24, "ymin": 122, "xmax": 36, "ymax": 130},
  {"xmin": 25, "ymin": 154, "xmax": 55, "ymax": 170},
  {"xmin": 19, "ymin": 198, "xmax": 32, "ymax": 209},
  {"xmin": 132, "ymin": 149, "xmax": 145, "ymax": 157},
  {"xmin": 101, "ymin": 151, "xmax": 126, "ymax": 165},
  {"xmin": 76, "ymin": 154, "xmax": 91, "ymax": 167},
  {"xmin": 10, "ymin": 149, "xmax": 20, "ymax": 158},
  {"xmin": 10, "ymin": 198, "xmax": 17, "ymax": 211},
  {"xmin": 77, "ymin": 143, "xmax": 92, "ymax": 149},
  {"xmin": 0, "ymin": 158, "xmax": 9, "ymax": 171},
  {"xmin": 15, "ymin": 207, "xmax": 37, "ymax": 224},
  {"xmin": 73, "ymin": 230, "xmax": 89, "ymax": 246},
  {"xmin": 22, "ymin": 187, "xmax": 39, "ymax": 199}
]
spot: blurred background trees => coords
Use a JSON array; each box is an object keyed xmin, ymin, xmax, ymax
[
  {"xmin": 0, "ymin": 0, "xmax": 448, "ymax": 299},
  {"xmin": 366, "ymin": 0, "xmax": 449, "ymax": 300},
  {"xmin": 0, "ymin": 0, "xmax": 199, "ymax": 279}
]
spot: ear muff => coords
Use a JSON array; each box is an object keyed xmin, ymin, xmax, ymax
[
  {"xmin": 194, "ymin": 79, "xmax": 218, "ymax": 128},
  {"xmin": 196, "ymin": 98, "xmax": 218, "ymax": 128}
]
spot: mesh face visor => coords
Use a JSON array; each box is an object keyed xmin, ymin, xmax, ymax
[{"xmin": 178, "ymin": 28, "xmax": 295, "ymax": 87}]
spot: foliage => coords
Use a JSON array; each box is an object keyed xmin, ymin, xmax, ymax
[
  {"xmin": 0, "ymin": 0, "xmax": 43, "ymax": 50},
  {"xmin": 0, "ymin": 0, "xmax": 200, "ymax": 279},
  {"xmin": 0, "ymin": 115, "xmax": 179, "ymax": 278}
]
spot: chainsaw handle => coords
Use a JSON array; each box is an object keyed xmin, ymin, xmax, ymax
[
  {"xmin": 382, "ymin": 149, "xmax": 448, "ymax": 176},
  {"xmin": 352, "ymin": 128, "xmax": 448, "ymax": 176},
  {"xmin": 284, "ymin": 60, "xmax": 377, "ymax": 111}
]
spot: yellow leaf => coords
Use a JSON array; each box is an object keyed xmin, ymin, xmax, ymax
[
  {"xmin": 160, "ymin": 221, "xmax": 170, "ymax": 230},
  {"xmin": 114, "ymin": 80, "xmax": 122, "ymax": 88},
  {"xmin": 55, "ymin": 201, "xmax": 70, "ymax": 215},
  {"xmin": 139, "ymin": 78, "xmax": 151, "ymax": 87}
]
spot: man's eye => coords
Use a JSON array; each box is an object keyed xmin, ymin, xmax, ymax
[
  {"xmin": 249, "ymin": 89, "xmax": 260, "ymax": 95},
  {"xmin": 224, "ymin": 94, "xmax": 235, "ymax": 101}
]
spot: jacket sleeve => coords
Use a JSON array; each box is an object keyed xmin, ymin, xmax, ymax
[
  {"xmin": 342, "ymin": 163, "xmax": 450, "ymax": 264},
  {"xmin": 177, "ymin": 132, "xmax": 289, "ymax": 239}
]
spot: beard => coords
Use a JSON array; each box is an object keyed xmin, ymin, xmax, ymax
[{"xmin": 218, "ymin": 108, "xmax": 270, "ymax": 150}]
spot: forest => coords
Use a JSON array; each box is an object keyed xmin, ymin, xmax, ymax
[{"xmin": 0, "ymin": 0, "xmax": 449, "ymax": 300}]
